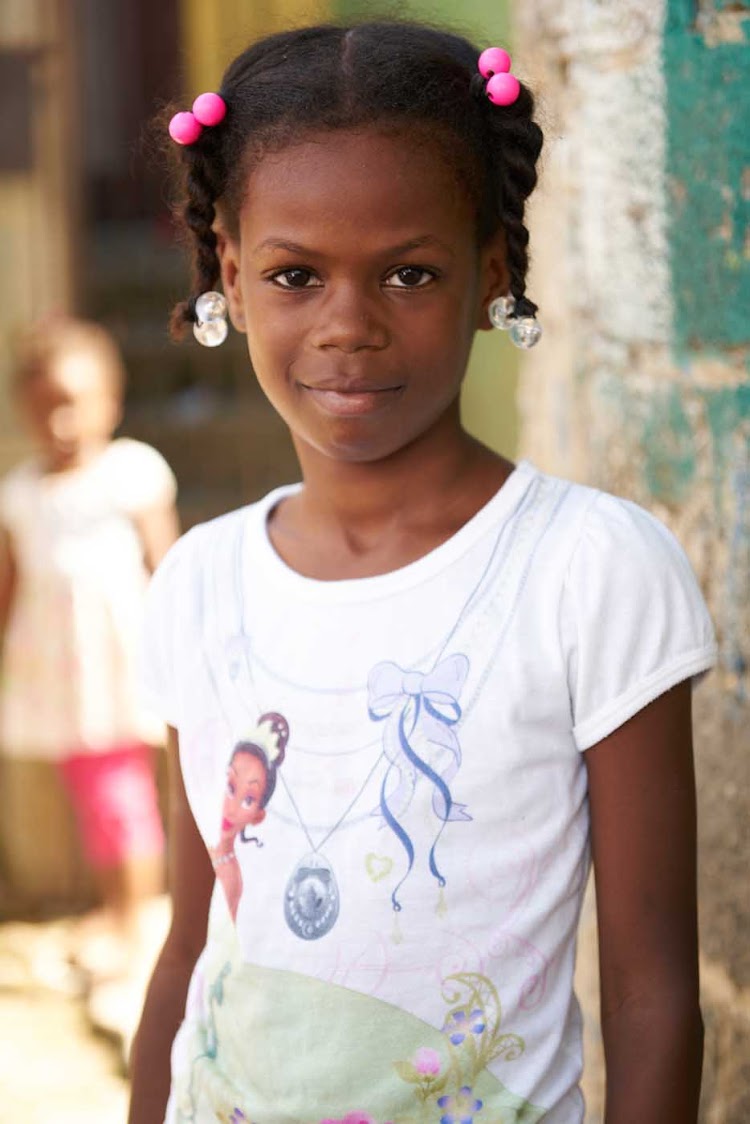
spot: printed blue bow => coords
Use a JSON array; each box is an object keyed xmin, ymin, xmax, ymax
[{"xmin": 368, "ymin": 654, "xmax": 471, "ymax": 909}]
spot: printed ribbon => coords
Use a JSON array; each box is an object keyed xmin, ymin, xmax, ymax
[{"xmin": 368, "ymin": 654, "xmax": 471, "ymax": 910}]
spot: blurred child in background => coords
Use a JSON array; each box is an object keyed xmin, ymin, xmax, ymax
[{"xmin": 0, "ymin": 318, "xmax": 179, "ymax": 981}]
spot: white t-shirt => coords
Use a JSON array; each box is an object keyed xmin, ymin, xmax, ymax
[
  {"xmin": 0, "ymin": 438, "xmax": 176, "ymax": 758},
  {"xmin": 142, "ymin": 459, "xmax": 716, "ymax": 1124}
]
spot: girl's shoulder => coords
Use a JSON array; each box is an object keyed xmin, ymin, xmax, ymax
[
  {"xmin": 146, "ymin": 484, "xmax": 293, "ymax": 605},
  {"xmin": 140, "ymin": 492, "xmax": 286, "ymax": 727},
  {"xmin": 540, "ymin": 471, "xmax": 718, "ymax": 751},
  {"xmin": 98, "ymin": 437, "xmax": 177, "ymax": 512},
  {"xmin": 527, "ymin": 460, "xmax": 694, "ymax": 577}
]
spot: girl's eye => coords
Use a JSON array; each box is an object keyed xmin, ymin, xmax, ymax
[
  {"xmin": 241, "ymin": 795, "xmax": 255, "ymax": 808},
  {"xmin": 384, "ymin": 266, "xmax": 436, "ymax": 289},
  {"xmin": 270, "ymin": 268, "xmax": 321, "ymax": 289},
  {"xmin": 226, "ymin": 780, "xmax": 235, "ymax": 796}
]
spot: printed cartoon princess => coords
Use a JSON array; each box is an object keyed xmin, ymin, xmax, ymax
[{"xmin": 210, "ymin": 712, "xmax": 288, "ymax": 920}]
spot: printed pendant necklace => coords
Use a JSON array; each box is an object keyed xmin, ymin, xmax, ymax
[
  {"xmin": 217, "ymin": 473, "xmax": 541, "ymax": 940},
  {"xmin": 285, "ymin": 853, "xmax": 339, "ymax": 940},
  {"xmin": 276, "ymin": 744, "xmax": 385, "ymax": 940}
]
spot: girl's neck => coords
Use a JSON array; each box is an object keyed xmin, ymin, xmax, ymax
[{"xmin": 270, "ymin": 418, "xmax": 514, "ymax": 580}]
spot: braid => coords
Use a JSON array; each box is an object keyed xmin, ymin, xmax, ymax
[
  {"xmin": 169, "ymin": 138, "xmax": 227, "ymax": 338},
  {"xmin": 473, "ymin": 78, "xmax": 543, "ymax": 318}
]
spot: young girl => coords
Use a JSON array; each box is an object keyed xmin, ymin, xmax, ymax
[
  {"xmin": 0, "ymin": 318, "xmax": 179, "ymax": 975},
  {"xmin": 130, "ymin": 21, "xmax": 717, "ymax": 1124}
]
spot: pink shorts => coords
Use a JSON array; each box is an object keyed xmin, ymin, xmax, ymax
[{"xmin": 58, "ymin": 742, "xmax": 165, "ymax": 868}]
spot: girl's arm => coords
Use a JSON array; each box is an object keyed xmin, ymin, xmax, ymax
[
  {"xmin": 128, "ymin": 727, "xmax": 214, "ymax": 1124},
  {"xmin": 0, "ymin": 524, "xmax": 17, "ymax": 648},
  {"xmin": 132, "ymin": 502, "xmax": 181, "ymax": 575},
  {"xmin": 585, "ymin": 678, "xmax": 703, "ymax": 1124}
]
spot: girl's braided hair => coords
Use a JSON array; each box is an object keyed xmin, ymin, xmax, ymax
[{"xmin": 167, "ymin": 20, "xmax": 543, "ymax": 339}]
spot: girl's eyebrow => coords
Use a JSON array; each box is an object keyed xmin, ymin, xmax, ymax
[{"xmin": 251, "ymin": 235, "xmax": 454, "ymax": 258}]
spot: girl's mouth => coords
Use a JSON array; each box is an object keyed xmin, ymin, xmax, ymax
[
  {"xmin": 222, "ymin": 817, "xmax": 233, "ymax": 832},
  {"xmin": 301, "ymin": 384, "xmax": 404, "ymax": 417}
]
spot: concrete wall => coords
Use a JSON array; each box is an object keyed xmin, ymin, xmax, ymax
[{"xmin": 513, "ymin": 2, "xmax": 750, "ymax": 1120}]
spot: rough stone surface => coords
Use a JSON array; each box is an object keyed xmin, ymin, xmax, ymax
[{"xmin": 514, "ymin": 1, "xmax": 750, "ymax": 1118}]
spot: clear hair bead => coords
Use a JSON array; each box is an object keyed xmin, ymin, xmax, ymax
[
  {"xmin": 195, "ymin": 290, "xmax": 227, "ymax": 322},
  {"xmin": 509, "ymin": 316, "xmax": 542, "ymax": 350},
  {"xmin": 488, "ymin": 294, "xmax": 516, "ymax": 331},
  {"xmin": 193, "ymin": 290, "xmax": 228, "ymax": 348},
  {"xmin": 193, "ymin": 316, "xmax": 228, "ymax": 347}
]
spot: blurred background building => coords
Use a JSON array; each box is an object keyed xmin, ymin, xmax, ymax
[{"xmin": 0, "ymin": 2, "xmax": 748, "ymax": 1122}]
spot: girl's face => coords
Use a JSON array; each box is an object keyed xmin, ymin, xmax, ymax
[
  {"xmin": 221, "ymin": 751, "xmax": 268, "ymax": 840},
  {"xmin": 218, "ymin": 127, "xmax": 507, "ymax": 465},
  {"xmin": 19, "ymin": 347, "xmax": 121, "ymax": 469}
]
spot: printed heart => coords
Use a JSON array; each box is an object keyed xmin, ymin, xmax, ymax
[{"xmin": 365, "ymin": 853, "xmax": 393, "ymax": 882}]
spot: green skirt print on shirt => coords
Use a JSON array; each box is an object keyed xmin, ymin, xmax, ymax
[{"xmin": 172, "ymin": 921, "xmax": 545, "ymax": 1124}]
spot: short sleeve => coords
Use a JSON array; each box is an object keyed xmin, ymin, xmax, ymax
[
  {"xmin": 108, "ymin": 438, "xmax": 177, "ymax": 515},
  {"xmin": 140, "ymin": 528, "xmax": 197, "ymax": 728},
  {"xmin": 562, "ymin": 492, "xmax": 718, "ymax": 751}
]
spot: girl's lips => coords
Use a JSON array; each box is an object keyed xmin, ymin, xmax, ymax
[
  {"xmin": 302, "ymin": 384, "xmax": 403, "ymax": 417},
  {"xmin": 222, "ymin": 817, "xmax": 233, "ymax": 832}
]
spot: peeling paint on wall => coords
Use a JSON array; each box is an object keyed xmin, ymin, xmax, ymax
[
  {"xmin": 665, "ymin": 0, "xmax": 750, "ymax": 349},
  {"xmin": 515, "ymin": 3, "xmax": 750, "ymax": 1117}
]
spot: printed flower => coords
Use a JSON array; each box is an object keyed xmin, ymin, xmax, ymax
[
  {"xmin": 444, "ymin": 1007, "xmax": 486, "ymax": 1045},
  {"xmin": 437, "ymin": 1086, "xmax": 484, "ymax": 1124},
  {"xmin": 319, "ymin": 1115, "xmax": 388, "ymax": 1124},
  {"xmin": 413, "ymin": 1046, "xmax": 442, "ymax": 1075}
]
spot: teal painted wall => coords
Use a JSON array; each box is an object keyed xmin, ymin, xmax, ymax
[
  {"xmin": 333, "ymin": 0, "xmax": 519, "ymax": 458},
  {"xmin": 664, "ymin": 2, "xmax": 750, "ymax": 353},
  {"xmin": 663, "ymin": 2, "xmax": 750, "ymax": 688}
]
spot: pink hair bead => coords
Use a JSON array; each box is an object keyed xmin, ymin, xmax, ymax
[
  {"xmin": 486, "ymin": 72, "xmax": 521, "ymax": 107},
  {"xmin": 169, "ymin": 111, "xmax": 203, "ymax": 145},
  {"xmin": 192, "ymin": 92, "xmax": 226, "ymax": 127},
  {"xmin": 478, "ymin": 47, "xmax": 512, "ymax": 79}
]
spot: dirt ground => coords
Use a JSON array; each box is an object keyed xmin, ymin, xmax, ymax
[{"xmin": 0, "ymin": 899, "xmax": 169, "ymax": 1124}]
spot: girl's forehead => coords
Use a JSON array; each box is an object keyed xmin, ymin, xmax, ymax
[
  {"xmin": 24, "ymin": 347, "xmax": 117, "ymax": 401},
  {"xmin": 239, "ymin": 128, "xmax": 474, "ymax": 249}
]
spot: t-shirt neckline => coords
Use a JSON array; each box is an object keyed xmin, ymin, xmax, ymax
[{"xmin": 244, "ymin": 459, "xmax": 538, "ymax": 604}]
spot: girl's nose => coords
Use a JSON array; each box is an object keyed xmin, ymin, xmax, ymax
[{"xmin": 310, "ymin": 284, "xmax": 389, "ymax": 353}]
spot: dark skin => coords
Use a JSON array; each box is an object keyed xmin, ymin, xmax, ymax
[
  {"xmin": 129, "ymin": 128, "xmax": 702, "ymax": 1123},
  {"xmin": 129, "ymin": 728, "xmax": 214, "ymax": 1122}
]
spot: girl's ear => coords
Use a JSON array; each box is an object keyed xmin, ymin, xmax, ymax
[
  {"xmin": 477, "ymin": 229, "xmax": 511, "ymax": 332},
  {"xmin": 216, "ymin": 228, "xmax": 246, "ymax": 333},
  {"xmin": 251, "ymin": 806, "xmax": 266, "ymax": 826}
]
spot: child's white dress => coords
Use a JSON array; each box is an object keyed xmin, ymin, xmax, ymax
[
  {"xmin": 142, "ymin": 459, "xmax": 716, "ymax": 1124},
  {"xmin": 0, "ymin": 437, "xmax": 176, "ymax": 758}
]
